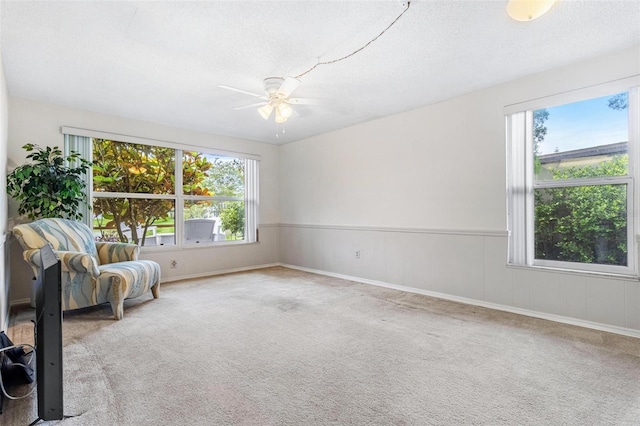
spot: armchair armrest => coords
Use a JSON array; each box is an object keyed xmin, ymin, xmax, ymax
[
  {"xmin": 23, "ymin": 249, "xmax": 99, "ymax": 278},
  {"xmin": 21, "ymin": 249, "xmax": 44, "ymax": 278},
  {"xmin": 96, "ymin": 242, "xmax": 140, "ymax": 264},
  {"xmin": 56, "ymin": 251, "xmax": 100, "ymax": 277},
  {"xmin": 22, "ymin": 249, "xmax": 43, "ymax": 267}
]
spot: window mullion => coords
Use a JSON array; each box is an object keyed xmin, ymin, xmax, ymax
[
  {"xmin": 93, "ymin": 192, "xmax": 177, "ymax": 200},
  {"xmin": 182, "ymin": 195, "xmax": 243, "ymax": 202},
  {"xmin": 534, "ymin": 176, "xmax": 632, "ymax": 189},
  {"xmin": 175, "ymin": 150, "xmax": 183, "ymax": 246}
]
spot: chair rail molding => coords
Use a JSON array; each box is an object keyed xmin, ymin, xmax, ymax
[{"xmin": 278, "ymin": 223, "xmax": 508, "ymax": 238}]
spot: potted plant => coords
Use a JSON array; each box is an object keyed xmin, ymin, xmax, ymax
[{"xmin": 7, "ymin": 144, "xmax": 91, "ymax": 221}]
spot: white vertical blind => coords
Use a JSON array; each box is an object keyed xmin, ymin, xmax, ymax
[
  {"xmin": 64, "ymin": 134, "xmax": 92, "ymax": 226},
  {"xmin": 245, "ymin": 159, "xmax": 259, "ymax": 243},
  {"xmin": 506, "ymin": 112, "xmax": 528, "ymax": 265},
  {"xmin": 629, "ymin": 87, "xmax": 640, "ymax": 273}
]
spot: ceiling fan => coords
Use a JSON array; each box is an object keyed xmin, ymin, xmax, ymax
[
  {"xmin": 219, "ymin": 2, "xmax": 412, "ymax": 125},
  {"xmin": 219, "ymin": 77, "xmax": 319, "ymax": 124}
]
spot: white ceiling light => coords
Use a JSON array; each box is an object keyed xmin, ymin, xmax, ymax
[
  {"xmin": 274, "ymin": 101, "xmax": 293, "ymax": 124},
  {"xmin": 507, "ymin": 0, "xmax": 557, "ymax": 22},
  {"xmin": 258, "ymin": 103, "xmax": 274, "ymax": 120},
  {"xmin": 277, "ymin": 102, "xmax": 293, "ymax": 120},
  {"xmin": 274, "ymin": 108, "xmax": 286, "ymax": 124}
]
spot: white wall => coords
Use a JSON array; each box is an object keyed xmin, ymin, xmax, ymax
[
  {"xmin": 0, "ymin": 29, "xmax": 10, "ymax": 331},
  {"xmin": 279, "ymin": 45, "xmax": 640, "ymax": 336},
  {"xmin": 7, "ymin": 98, "xmax": 280, "ymax": 303}
]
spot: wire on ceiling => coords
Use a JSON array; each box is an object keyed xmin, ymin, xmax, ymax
[{"xmin": 294, "ymin": 1, "xmax": 412, "ymax": 80}]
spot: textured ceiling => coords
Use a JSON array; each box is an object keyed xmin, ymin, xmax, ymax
[{"xmin": 2, "ymin": 1, "xmax": 640, "ymax": 145}]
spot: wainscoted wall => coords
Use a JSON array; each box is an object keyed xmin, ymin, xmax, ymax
[
  {"xmin": 279, "ymin": 224, "xmax": 640, "ymax": 337},
  {"xmin": 148, "ymin": 224, "xmax": 280, "ymax": 283},
  {"xmin": 278, "ymin": 46, "xmax": 640, "ymax": 338}
]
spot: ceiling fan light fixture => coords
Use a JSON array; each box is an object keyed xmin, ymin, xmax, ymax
[
  {"xmin": 277, "ymin": 102, "xmax": 293, "ymax": 120},
  {"xmin": 507, "ymin": 0, "xmax": 557, "ymax": 21},
  {"xmin": 275, "ymin": 107, "xmax": 288, "ymax": 124},
  {"xmin": 258, "ymin": 103, "xmax": 274, "ymax": 120}
]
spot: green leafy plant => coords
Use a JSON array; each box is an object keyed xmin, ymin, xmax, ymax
[
  {"xmin": 219, "ymin": 201, "xmax": 245, "ymax": 240},
  {"xmin": 7, "ymin": 144, "xmax": 91, "ymax": 221}
]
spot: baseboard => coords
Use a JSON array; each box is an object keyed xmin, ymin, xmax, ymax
[
  {"xmin": 9, "ymin": 298, "xmax": 31, "ymax": 309},
  {"xmin": 8, "ymin": 298, "xmax": 32, "ymax": 328},
  {"xmin": 280, "ymin": 263, "xmax": 640, "ymax": 340},
  {"xmin": 162, "ymin": 263, "xmax": 280, "ymax": 283}
]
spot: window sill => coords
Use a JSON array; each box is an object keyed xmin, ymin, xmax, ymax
[
  {"xmin": 506, "ymin": 263, "xmax": 640, "ymax": 282},
  {"xmin": 141, "ymin": 240, "xmax": 257, "ymax": 253}
]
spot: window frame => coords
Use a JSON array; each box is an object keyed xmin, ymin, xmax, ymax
[
  {"xmin": 177, "ymin": 151, "xmax": 250, "ymax": 245},
  {"xmin": 506, "ymin": 79, "xmax": 640, "ymax": 276},
  {"xmin": 62, "ymin": 127, "xmax": 260, "ymax": 249}
]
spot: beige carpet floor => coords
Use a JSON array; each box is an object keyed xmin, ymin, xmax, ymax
[{"xmin": 4, "ymin": 266, "xmax": 640, "ymax": 425}]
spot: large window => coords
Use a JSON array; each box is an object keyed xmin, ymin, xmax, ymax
[
  {"xmin": 64, "ymin": 129, "xmax": 258, "ymax": 247},
  {"xmin": 507, "ymin": 83, "xmax": 639, "ymax": 275}
]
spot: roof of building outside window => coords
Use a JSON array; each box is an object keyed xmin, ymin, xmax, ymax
[{"xmin": 538, "ymin": 142, "xmax": 628, "ymax": 164}]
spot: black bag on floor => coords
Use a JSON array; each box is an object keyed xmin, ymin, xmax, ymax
[{"xmin": 0, "ymin": 331, "xmax": 35, "ymax": 384}]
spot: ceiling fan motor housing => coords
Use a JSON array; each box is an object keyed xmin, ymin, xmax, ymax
[{"xmin": 264, "ymin": 77, "xmax": 285, "ymax": 96}]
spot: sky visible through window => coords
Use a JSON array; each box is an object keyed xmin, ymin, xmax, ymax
[{"xmin": 536, "ymin": 93, "xmax": 628, "ymax": 156}]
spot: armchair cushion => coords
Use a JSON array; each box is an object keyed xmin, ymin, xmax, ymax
[{"xmin": 13, "ymin": 218, "xmax": 161, "ymax": 320}]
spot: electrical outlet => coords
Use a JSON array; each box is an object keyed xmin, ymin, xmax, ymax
[
  {"xmin": 355, "ymin": 250, "xmax": 361, "ymax": 259},
  {"xmin": 170, "ymin": 260, "xmax": 178, "ymax": 269}
]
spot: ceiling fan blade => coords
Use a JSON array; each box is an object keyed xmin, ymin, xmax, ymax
[
  {"xmin": 288, "ymin": 97, "xmax": 326, "ymax": 106},
  {"xmin": 219, "ymin": 85, "xmax": 266, "ymax": 99},
  {"xmin": 277, "ymin": 77, "xmax": 300, "ymax": 98},
  {"xmin": 233, "ymin": 102, "xmax": 268, "ymax": 110}
]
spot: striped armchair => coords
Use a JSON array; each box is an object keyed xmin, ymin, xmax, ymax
[{"xmin": 13, "ymin": 218, "xmax": 161, "ymax": 320}]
